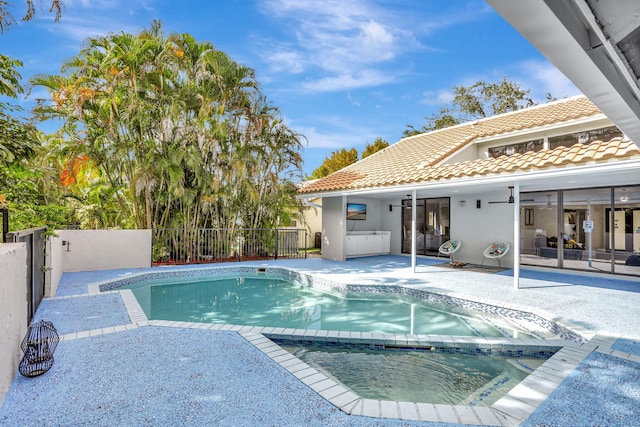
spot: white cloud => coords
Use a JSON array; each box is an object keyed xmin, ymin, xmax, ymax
[
  {"xmin": 302, "ymin": 70, "xmax": 396, "ymax": 92},
  {"xmin": 347, "ymin": 93, "xmax": 361, "ymax": 107},
  {"xmin": 267, "ymin": 50, "xmax": 307, "ymax": 74},
  {"xmin": 420, "ymin": 89, "xmax": 454, "ymax": 105},
  {"xmin": 257, "ymin": 0, "xmax": 421, "ymax": 92},
  {"xmin": 288, "ymin": 113, "xmax": 378, "ymax": 149},
  {"xmin": 41, "ymin": 0, "xmax": 157, "ymax": 43},
  {"xmin": 515, "ymin": 60, "xmax": 581, "ymax": 101}
]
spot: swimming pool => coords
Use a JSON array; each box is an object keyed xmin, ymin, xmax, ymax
[
  {"xmin": 119, "ymin": 270, "xmax": 562, "ymax": 339},
  {"xmin": 278, "ymin": 340, "xmax": 549, "ymax": 406},
  {"xmin": 98, "ymin": 266, "xmax": 575, "ymax": 418}
]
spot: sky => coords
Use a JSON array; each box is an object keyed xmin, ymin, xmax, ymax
[{"xmin": 1, "ymin": 0, "xmax": 582, "ymax": 176}]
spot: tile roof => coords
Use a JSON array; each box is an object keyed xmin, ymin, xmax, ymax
[{"xmin": 299, "ymin": 96, "xmax": 640, "ymax": 194}]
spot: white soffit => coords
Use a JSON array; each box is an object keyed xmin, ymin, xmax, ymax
[{"xmin": 487, "ymin": 0, "xmax": 640, "ymax": 147}]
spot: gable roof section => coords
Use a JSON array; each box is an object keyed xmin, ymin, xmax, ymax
[{"xmin": 299, "ymin": 96, "xmax": 640, "ymax": 194}]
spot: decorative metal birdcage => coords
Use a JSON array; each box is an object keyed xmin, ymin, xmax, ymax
[{"xmin": 18, "ymin": 320, "xmax": 60, "ymax": 378}]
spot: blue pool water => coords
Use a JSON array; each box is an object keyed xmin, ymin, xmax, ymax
[
  {"xmin": 280, "ymin": 342, "xmax": 547, "ymax": 406},
  {"xmin": 127, "ymin": 274, "xmax": 546, "ymax": 338}
]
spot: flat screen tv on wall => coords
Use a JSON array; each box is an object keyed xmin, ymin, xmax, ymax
[{"xmin": 346, "ymin": 203, "xmax": 367, "ymax": 220}]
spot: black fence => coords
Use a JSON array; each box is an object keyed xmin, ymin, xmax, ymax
[
  {"xmin": 6, "ymin": 227, "xmax": 47, "ymax": 323},
  {"xmin": 1, "ymin": 208, "xmax": 8, "ymax": 242},
  {"xmin": 152, "ymin": 228, "xmax": 308, "ymax": 265}
]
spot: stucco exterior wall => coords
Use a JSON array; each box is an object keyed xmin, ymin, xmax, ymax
[
  {"xmin": 321, "ymin": 196, "xmax": 346, "ymax": 261},
  {"xmin": 451, "ymin": 193, "xmax": 515, "ymax": 267},
  {"xmin": 47, "ymin": 234, "xmax": 64, "ymax": 297},
  {"xmin": 301, "ymin": 202, "xmax": 322, "ymax": 248},
  {"xmin": 380, "ymin": 198, "xmax": 402, "ymax": 254},
  {"xmin": 0, "ymin": 243, "xmax": 28, "ymax": 409},
  {"xmin": 345, "ymin": 197, "xmax": 382, "ymax": 234},
  {"xmin": 57, "ymin": 229, "xmax": 152, "ymax": 272}
]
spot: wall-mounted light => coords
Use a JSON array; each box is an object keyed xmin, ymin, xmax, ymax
[
  {"xmin": 62, "ymin": 240, "xmax": 71, "ymax": 252},
  {"xmin": 459, "ymin": 200, "xmax": 466, "ymax": 207}
]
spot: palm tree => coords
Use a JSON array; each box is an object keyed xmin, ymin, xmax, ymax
[{"xmin": 31, "ymin": 21, "xmax": 306, "ymax": 236}]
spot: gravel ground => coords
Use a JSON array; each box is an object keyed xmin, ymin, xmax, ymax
[
  {"xmin": 32, "ymin": 293, "xmax": 130, "ymax": 335},
  {"xmin": 0, "ymin": 328, "xmax": 452, "ymax": 427},
  {"xmin": 522, "ymin": 351, "xmax": 640, "ymax": 427}
]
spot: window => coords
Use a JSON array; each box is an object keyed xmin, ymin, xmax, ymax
[
  {"xmin": 488, "ymin": 139, "xmax": 543, "ymax": 158},
  {"xmin": 548, "ymin": 126, "xmax": 622, "ymax": 150}
]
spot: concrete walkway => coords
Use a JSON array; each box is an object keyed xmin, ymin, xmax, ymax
[{"xmin": 1, "ymin": 255, "xmax": 638, "ymax": 426}]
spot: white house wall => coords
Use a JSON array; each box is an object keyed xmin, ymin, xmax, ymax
[
  {"xmin": 345, "ymin": 197, "xmax": 382, "ymax": 234},
  {"xmin": 321, "ymin": 196, "xmax": 346, "ymax": 261},
  {"xmin": 450, "ymin": 193, "xmax": 515, "ymax": 267},
  {"xmin": 380, "ymin": 198, "xmax": 402, "ymax": 254},
  {"xmin": 301, "ymin": 203, "xmax": 322, "ymax": 248},
  {"xmin": 318, "ymin": 191, "xmax": 517, "ymax": 266}
]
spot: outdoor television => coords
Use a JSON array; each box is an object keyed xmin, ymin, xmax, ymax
[{"xmin": 346, "ymin": 203, "xmax": 367, "ymax": 220}]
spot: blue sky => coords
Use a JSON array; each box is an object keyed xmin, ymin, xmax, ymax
[{"xmin": 1, "ymin": 0, "xmax": 581, "ymax": 175}]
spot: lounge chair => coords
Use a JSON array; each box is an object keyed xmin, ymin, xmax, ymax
[
  {"xmin": 438, "ymin": 239, "xmax": 461, "ymax": 262},
  {"xmin": 482, "ymin": 242, "xmax": 510, "ymax": 267}
]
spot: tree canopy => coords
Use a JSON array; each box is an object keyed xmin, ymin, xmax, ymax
[
  {"xmin": 403, "ymin": 77, "xmax": 537, "ymax": 137},
  {"xmin": 361, "ymin": 137, "xmax": 389, "ymax": 159},
  {"xmin": 0, "ymin": 52, "xmax": 73, "ymax": 229},
  {"xmin": 308, "ymin": 148, "xmax": 358, "ymax": 180},
  {"xmin": 31, "ymin": 20, "xmax": 305, "ymax": 231}
]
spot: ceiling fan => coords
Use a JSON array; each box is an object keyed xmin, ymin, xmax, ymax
[{"xmin": 488, "ymin": 186, "xmax": 534, "ymax": 204}]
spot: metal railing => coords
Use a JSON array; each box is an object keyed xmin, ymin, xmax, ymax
[
  {"xmin": 6, "ymin": 227, "xmax": 47, "ymax": 323},
  {"xmin": 152, "ymin": 228, "xmax": 308, "ymax": 265}
]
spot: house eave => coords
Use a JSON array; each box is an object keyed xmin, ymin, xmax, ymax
[{"xmin": 297, "ymin": 158, "xmax": 640, "ymax": 200}]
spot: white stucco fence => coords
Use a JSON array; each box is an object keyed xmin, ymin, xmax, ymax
[
  {"xmin": 54, "ymin": 229, "xmax": 152, "ymax": 273},
  {"xmin": 0, "ymin": 229, "xmax": 151, "ymax": 408},
  {"xmin": 0, "ymin": 243, "xmax": 28, "ymax": 409}
]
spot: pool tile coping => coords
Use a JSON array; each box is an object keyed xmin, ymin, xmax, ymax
[{"xmin": 74, "ymin": 266, "xmax": 637, "ymax": 425}]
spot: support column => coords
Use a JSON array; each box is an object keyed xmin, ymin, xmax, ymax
[
  {"xmin": 513, "ymin": 182, "xmax": 520, "ymax": 289},
  {"xmin": 411, "ymin": 190, "xmax": 417, "ymax": 272}
]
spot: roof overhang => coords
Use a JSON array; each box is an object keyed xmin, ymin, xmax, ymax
[{"xmin": 487, "ymin": 0, "xmax": 640, "ymax": 147}]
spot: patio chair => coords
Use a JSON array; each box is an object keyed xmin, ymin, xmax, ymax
[
  {"xmin": 438, "ymin": 239, "xmax": 462, "ymax": 262},
  {"xmin": 482, "ymin": 242, "xmax": 510, "ymax": 268}
]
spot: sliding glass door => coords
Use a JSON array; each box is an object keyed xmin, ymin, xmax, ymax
[
  {"xmin": 521, "ymin": 185, "xmax": 640, "ymax": 276},
  {"xmin": 402, "ymin": 197, "xmax": 450, "ymax": 255}
]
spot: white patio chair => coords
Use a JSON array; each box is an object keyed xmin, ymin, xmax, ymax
[
  {"xmin": 482, "ymin": 242, "xmax": 510, "ymax": 267},
  {"xmin": 438, "ymin": 239, "xmax": 462, "ymax": 262}
]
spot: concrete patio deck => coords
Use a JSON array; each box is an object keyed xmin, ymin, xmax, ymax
[{"xmin": 1, "ymin": 255, "xmax": 638, "ymax": 426}]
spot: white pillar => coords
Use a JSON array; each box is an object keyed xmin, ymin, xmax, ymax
[
  {"xmin": 513, "ymin": 183, "xmax": 520, "ymax": 289},
  {"xmin": 411, "ymin": 190, "xmax": 417, "ymax": 272}
]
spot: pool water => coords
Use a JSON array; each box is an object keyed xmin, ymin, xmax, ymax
[
  {"xmin": 280, "ymin": 343, "xmax": 547, "ymax": 406},
  {"xmin": 128, "ymin": 274, "xmax": 542, "ymax": 338}
]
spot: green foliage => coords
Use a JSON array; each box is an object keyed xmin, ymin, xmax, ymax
[
  {"xmin": 309, "ymin": 137, "xmax": 390, "ymax": 179},
  {"xmin": 31, "ymin": 20, "xmax": 305, "ymax": 231},
  {"xmin": 0, "ymin": 53, "xmax": 74, "ymax": 231},
  {"xmin": 308, "ymin": 148, "xmax": 358, "ymax": 179},
  {"xmin": 0, "ymin": 163, "xmax": 74, "ymax": 231},
  {"xmin": 403, "ymin": 77, "xmax": 540, "ymax": 137},
  {"xmin": 361, "ymin": 137, "xmax": 389, "ymax": 159}
]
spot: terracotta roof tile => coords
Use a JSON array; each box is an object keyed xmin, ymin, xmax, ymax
[{"xmin": 299, "ymin": 97, "xmax": 640, "ymax": 195}]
